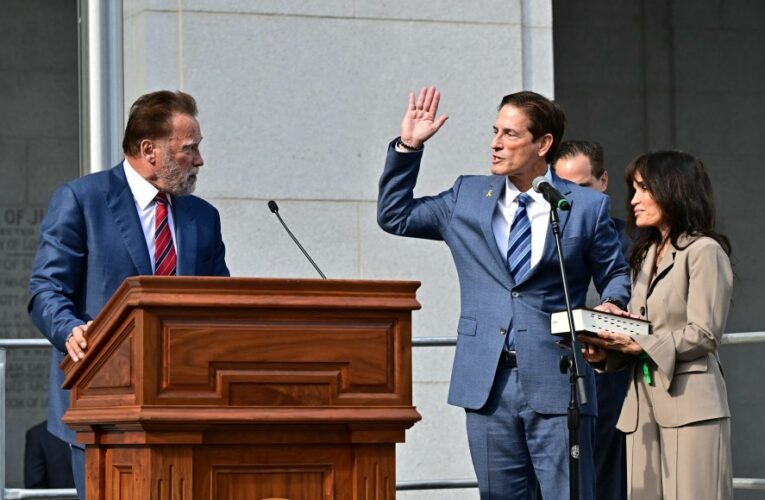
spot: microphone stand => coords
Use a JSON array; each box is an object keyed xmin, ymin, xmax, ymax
[
  {"xmin": 549, "ymin": 206, "xmax": 588, "ymax": 500},
  {"xmin": 268, "ymin": 201, "xmax": 327, "ymax": 279}
]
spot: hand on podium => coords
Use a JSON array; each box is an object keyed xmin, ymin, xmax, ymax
[{"xmin": 65, "ymin": 320, "xmax": 93, "ymax": 362}]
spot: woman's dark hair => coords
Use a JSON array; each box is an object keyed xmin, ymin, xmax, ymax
[{"xmin": 625, "ymin": 150, "xmax": 731, "ymax": 275}]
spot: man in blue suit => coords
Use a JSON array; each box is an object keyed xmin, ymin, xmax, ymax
[
  {"xmin": 555, "ymin": 140, "xmax": 630, "ymax": 500},
  {"xmin": 28, "ymin": 90, "xmax": 229, "ymax": 499},
  {"xmin": 377, "ymin": 87, "xmax": 630, "ymax": 499}
]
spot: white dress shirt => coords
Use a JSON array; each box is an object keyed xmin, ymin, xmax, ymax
[
  {"xmin": 492, "ymin": 169, "xmax": 552, "ymax": 273},
  {"xmin": 122, "ymin": 159, "xmax": 178, "ymax": 273}
]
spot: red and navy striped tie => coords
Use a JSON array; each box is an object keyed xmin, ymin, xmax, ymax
[{"xmin": 154, "ymin": 193, "xmax": 177, "ymax": 276}]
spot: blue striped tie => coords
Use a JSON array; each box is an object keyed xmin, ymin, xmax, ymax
[
  {"xmin": 506, "ymin": 193, "xmax": 532, "ymax": 350},
  {"xmin": 507, "ymin": 193, "xmax": 532, "ymax": 282}
]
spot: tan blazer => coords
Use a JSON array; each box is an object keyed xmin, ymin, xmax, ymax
[{"xmin": 607, "ymin": 235, "xmax": 733, "ymax": 432}]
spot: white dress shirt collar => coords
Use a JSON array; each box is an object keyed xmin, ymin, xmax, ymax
[
  {"xmin": 122, "ymin": 159, "xmax": 178, "ymax": 272},
  {"xmin": 123, "ymin": 159, "xmax": 172, "ymax": 209},
  {"xmin": 492, "ymin": 166, "xmax": 552, "ymax": 274},
  {"xmin": 501, "ymin": 167, "xmax": 552, "ymax": 207}
]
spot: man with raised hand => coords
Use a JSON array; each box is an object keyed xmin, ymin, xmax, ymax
[{"xmin": 378, "ymin": 87, "xmax": 630, "ymax": 499}]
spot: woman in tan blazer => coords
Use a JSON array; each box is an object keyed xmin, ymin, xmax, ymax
[{"xmin": 580, "ymin": 150, "xmax": 733, "ymax": 500}]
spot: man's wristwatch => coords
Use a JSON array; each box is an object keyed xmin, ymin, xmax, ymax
[{"xmin": 601, "ymin": 297, "xmax": 625, "ymax": 310}]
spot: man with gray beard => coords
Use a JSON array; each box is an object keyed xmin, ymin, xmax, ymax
[{"xmin": 28, "ymin": 90, "xmax": 229, "ymax": 499}]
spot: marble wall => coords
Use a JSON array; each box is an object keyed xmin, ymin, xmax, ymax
[{"xmin": 122, "ymin": 1, "xmax": 554, "ymax": 497}]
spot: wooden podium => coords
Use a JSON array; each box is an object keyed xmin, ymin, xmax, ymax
[{"xmin": 60, "ymin": 277, "xmax": 422, "ymax": 499}]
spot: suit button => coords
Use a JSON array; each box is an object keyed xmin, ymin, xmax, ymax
[
  {"xmin": 640, "ymin": 306, "xmax": 646, "ymax": 316},
  {"xmin": 500, "ymin": 328, "xmax": 507, "ymax": 336},
  {"xmin": 512, "ymin": 291, "xmax": 520, "ymax": 298}
]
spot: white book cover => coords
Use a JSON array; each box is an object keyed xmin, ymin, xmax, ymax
[{"xmin": 550, "ymin": 308, "xmax": 651, "ymax": 337}]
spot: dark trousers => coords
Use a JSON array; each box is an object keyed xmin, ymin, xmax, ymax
[
  {"xmin": 71, "ymin": 444, "xmax": 85, "ymax": 500},
  {"xmin": 593, "ymin": 370, "xmax": 629, "ymax": 500},
  {"xmin": 466, "ymin": 361, "xmax": 596, "ymax": 500}
]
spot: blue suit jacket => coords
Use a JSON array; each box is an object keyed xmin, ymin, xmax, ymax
[
  {"xmin": 377, "ymin": 143, "xmax": 630, "ymax": 416},
  {"xmin": 28, "ymin": 164, "xmax": 229, "ymax": 444}
]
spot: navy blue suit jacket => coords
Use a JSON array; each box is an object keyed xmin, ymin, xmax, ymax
[
  {"xmin": 377, "ymin": 143, "xmax": 630, "ymax": 415},
  {"xmin": 28, "ymin": 163, "xmax": 229, "ymax": 444}
]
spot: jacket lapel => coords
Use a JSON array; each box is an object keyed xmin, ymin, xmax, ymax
[
  {"xmin": 479, "ymin": 176, "xmax": 514, "ymax": 286},
  {"xmin": 551, "ymin": 173, "xmax": 573, "ymax": 236},
  {"xmin": 522, "ymin": 173, "xmax": 572, "ymax": 283},
  {"xmin": 105, "ymin": 165, "xmax": 153, "ymax": 275},
  {"xmin": 173, "ymin": 196, "xmax": 197, "ymax": 276},
  {"xmin": 648, "ymin": 252, "xmax": 674, "ymax": 297},
  {"xmin": 647, "ymin": 236, "xmax": 694, "ymax": 297},
  {"xmin": 631, "ymin": 244, "xmax": 655, "ymax": 314}
]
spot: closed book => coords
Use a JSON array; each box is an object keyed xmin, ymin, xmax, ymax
[{"xmin": 550, "ymin": 308, "xmax": 651, "ymax": 337}]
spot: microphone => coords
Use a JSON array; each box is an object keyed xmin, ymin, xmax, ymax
[
  {"xmin": 532, "ymin": 177, "xmax": 571, "ymax": 211},
  {"xmin": 267, "ymin": 200, "xmax": 327, "ymax": 279}
]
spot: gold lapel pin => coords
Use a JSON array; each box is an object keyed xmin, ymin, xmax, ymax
[{"xmin": 486, "ymin": 188, "xmax": 493, "ymax": 198}]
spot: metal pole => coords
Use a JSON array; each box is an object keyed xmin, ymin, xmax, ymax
[
  {"xmin": 732, "ymin": 478, "xmax": 765, "ymax": 490},
  {"xmin": 0, "ymin": 348, "xmax": 6, "ymax": 500},
  {"xmin": 396, "ymin": 479, "xmax": 478, "ymax": 491},
  {"xmin": 0, "ymin": 340, "xmax": 51, "ymax": 349},
  {"xmin": 412, "ymin": 332, "xmax": 765, "ymax": 348},
  {"xmin": 3, "ymin": 490, "xmax": 77, "ymax": 499},
  {"xmin": 0, "ymin": 343, "xmax": 76, "ymax": 500},
  {"xmin": 78, "ymin": 0, "xmax": 124, "ymax": 175},
  {"xmin": 722, "ymin": 332, "xmax": 765, "ymax": 344},
  {"xmin": 0, "ymin": 340, "xmax": 763, "ymax": 496}
]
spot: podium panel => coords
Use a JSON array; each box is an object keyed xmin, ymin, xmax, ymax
[{"xmin": 62, "ymin": 277, "xmax": 420, "ymax": 499}]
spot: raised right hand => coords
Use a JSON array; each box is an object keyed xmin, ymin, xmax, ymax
[{"xmin": 400, "ymin": 86, "xmax": 449, "ymax": 148}]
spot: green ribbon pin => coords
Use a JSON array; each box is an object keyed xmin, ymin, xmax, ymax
[{"xmin": 639, "ymin": 351, "xmax": 652, "ymax": 385}]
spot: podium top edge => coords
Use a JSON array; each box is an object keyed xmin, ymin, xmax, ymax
[
  {"xmin": 106, "ymin": 276, "xmax": 423, "ymax": 310},
  {"xmin": 121, "ymin": 276, "xmax": 421, "ymax": 290}
]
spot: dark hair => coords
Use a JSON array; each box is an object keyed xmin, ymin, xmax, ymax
[
  {"xmin": 122, "ymin": 90, "xmax": 198, "ymax": 156},
  {"xmin": 498, "ymin": 91, "xmax": 566, "ymax": 163},
  {"xmin": 557, "ymin": 140, "xmax": 605, "ymax": 178},
  {"xmin": 625, "ymin": 150, "xmax": 731, "ymax": 275}
]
